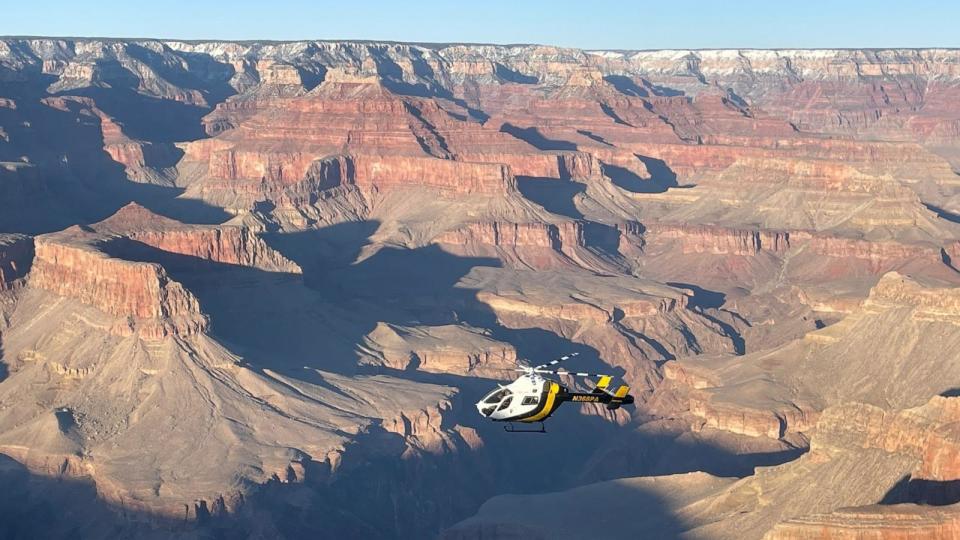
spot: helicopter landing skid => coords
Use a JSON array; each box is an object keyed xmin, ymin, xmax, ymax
[{"xmin": 504, "ymin": 421, "xmax": 546, "ymax": 433}]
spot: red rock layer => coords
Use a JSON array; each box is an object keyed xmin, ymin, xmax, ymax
[
  {"xmin": 766, "ymin": 505, "xmax": 960, "ymax": 540},
  {"xmin": 349, "ymin": 155, "xmax": 514, "ymax": 195},
  {"xmin": 477, "ymin": 289, "xmax": 686, "ymax": 325},
  {"xmin": 90, "ymin": 203, "xmax": 301, "ymax": 272},
  {"xmin": 470, "ymin": 82, "xmax": 683, "ymax": 147},
  {"xmin": 199, "ymin": 143, "xmax": 320, "ymax": 185},
  {"xmin": 656, "ymin": 93, "xmax": 801, "ymax": 143},
  {"xmin": 125, "ymin": 228, "xmax": 301, "ymax": 272},
  {"xmin": 746, "ymin": 79, "xmax": 960, "ymax": 145},
  {"xmin": 435, "ymin": 221, "xmax": 586, "ymax": 269},
  {"xmin": 767, "ymin": 397, "xmax": 960, "ymax": 539},
  {"xmin": 29, "ymin": 233, "xmax": 207, "ymax": 338},
  {"xmin": 806, "ymin": 236, "xmax": 944, "ymax": 273},
  {"xmin": 685, "ymin": 391, "xmax": 817, "ymax": 439},
  {"xmin": 435, "ymin": 221, "xmax": 581, "ymax": 250},
  {"xmin": 183, "ymin": 78, "xmax": 640, "ymax": 212},
  {"xmin": 457, "ymin": 150, "xmax": 601, "ymax": 181},
  {"xmin": 645, "ymin": 223, "xmax": 792, "ymax": 256},
  {"xmin": 618, "ymin": 137, "xmax": 955, "ymax": 185},
  {"xmin": 642, "ymin": 221, "xmax": 945, "ymax": 272},
  {"xmin": 39, "ymin": 95, "xmax": 171, "ymax": 178},
  {"xmin": 191, "ymin": 149, "xmax": 517, "ymax": 201},
  {"xmin": 822, "ymin": 401, "xmax": 960, "ymax": 481}
]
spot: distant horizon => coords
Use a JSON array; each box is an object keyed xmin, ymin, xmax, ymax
[
  {"xmin": 3, "ymin": 0, "xmax": 959, "ymax": 51},
  {"xmin": 3, "ymin": 35, "xmax": 960, "ymax": 53}
]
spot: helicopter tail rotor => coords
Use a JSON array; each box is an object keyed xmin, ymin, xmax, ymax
[{"xmin": 604, "ymin": 384, "xmax": 633, "ymax": 410}]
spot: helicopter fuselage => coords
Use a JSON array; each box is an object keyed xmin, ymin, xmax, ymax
[{"xmin": 475, "ymin": 373, "xmax": 633, "ymax": 424}]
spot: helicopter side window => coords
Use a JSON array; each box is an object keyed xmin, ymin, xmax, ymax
[
  {"xmin": 521, "ymin": 396, "xmax": 539, "ymax": 406},
  {"xmin": 496, "ymin": 396, "xmax": 513, "ymax": 411},
  {"xmin": 483, "ymin": 389, "xmax": 510, "ymax": 404}
]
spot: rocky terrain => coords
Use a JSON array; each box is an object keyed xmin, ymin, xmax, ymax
[{"xmin": 1, "ymin": 38, "xmax": 960, "ymax": 538}]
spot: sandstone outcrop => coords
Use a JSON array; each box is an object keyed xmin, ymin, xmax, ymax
[
  {"xmin": 765, "ymin": 505, "xmax": 960, "ymax": 540},
  {"xmin": 644, "ymin": 223, "xmax": 792, "ymax": 256},
  {"xmin": 28, "ymin": 231, "xmax": 206, "ymax": 338},
  {"xmin": 359, "ymin": 322, "xmax": 518, "ymax": 376},
  {"xmin": 95, "ymin": 203, "xmax": 301, "ymax": 273},
  {"xmin": 435, "ymin": 220, "xmax": 587, "ymax": 269}
]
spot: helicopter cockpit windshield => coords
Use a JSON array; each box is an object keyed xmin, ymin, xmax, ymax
[{"xmin": 478, "ymin": 388, "xmax": 512, "ymax": 417}]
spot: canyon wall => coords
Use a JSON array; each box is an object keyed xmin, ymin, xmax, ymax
[{"xmin": 28, "ymin": 233, "xmax": 207, "ymax": 338}]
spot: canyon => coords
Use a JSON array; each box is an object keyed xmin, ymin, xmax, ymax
[{"xmin": 1, "ymin": 38, "xmax": 960, "ymax": 538}]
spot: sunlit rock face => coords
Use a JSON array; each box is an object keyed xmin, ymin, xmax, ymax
[
  {"xmin": 444, "ymin": 395, "xmax": 960, "ymax": 540},
  {"xmin": 3, "ymin": 38, "xmax": 960, "ymax": 539}
]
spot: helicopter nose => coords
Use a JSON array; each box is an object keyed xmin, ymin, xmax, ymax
[{"xmin": 476, "ymin": 400, "xmax": 492, "ymax": 417}]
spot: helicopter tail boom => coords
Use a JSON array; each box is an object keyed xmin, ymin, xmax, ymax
[{"xmin": 562, "ymin": 383, "xmax": 634, "ymax": 410}]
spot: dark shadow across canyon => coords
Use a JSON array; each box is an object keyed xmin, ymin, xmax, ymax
[
  {"xmin": 0, "ymin": 95, "xmax": 230, "ymax": 233},
  {"xmin": 602, "ymin": 155, "xmax": 679, "ymax": 194},
  {"xmin": 516, "ymin": 176, "xmax": 586, "ymax": 219},
  {"xmin": 881, "ymin": 474, "xmax": 960, "ymax": 506}
]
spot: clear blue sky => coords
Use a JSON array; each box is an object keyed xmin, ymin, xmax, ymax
[{"xmin": 2, "ymin": 0, "xmax": 958, "ymax": 50}]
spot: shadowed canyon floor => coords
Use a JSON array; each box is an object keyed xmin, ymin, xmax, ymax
[{"xmin": 2, "ymin": 39, "xmax": 960, "ymax": 538}]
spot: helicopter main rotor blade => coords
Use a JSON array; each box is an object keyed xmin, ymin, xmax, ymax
[
  {"xmin": 532, "ymin": 352, "xmax": 579, "ymax": 370},
  {"xmin": 532, "ymin": 368, "xmax": 610, "ymax": 378}
]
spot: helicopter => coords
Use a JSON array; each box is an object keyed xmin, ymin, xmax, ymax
[{"xmin": 475, "ymin": 352, "xmax": 634, "ymax": 433}]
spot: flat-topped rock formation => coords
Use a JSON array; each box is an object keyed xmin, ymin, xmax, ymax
[
  {"xmin": 95, "ymin": 202, "xmax": 302, "ymax": 273},
  {"xmin": 29, "ymin": 229, "xmax": 207, "ymax": 339}
]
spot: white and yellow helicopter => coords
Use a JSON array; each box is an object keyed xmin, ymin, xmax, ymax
[{"xmin": 476, "ymin": 353, "xmax": 634, "ymax": 432}]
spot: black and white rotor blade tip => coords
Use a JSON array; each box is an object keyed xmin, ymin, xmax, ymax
[
  {"xmin": 532, "ymin": 368, "xmax": 609, "ymax": 378},
  {"xmin": 533, "ymin": 352, "xmax": 579, "ymax": 370}
]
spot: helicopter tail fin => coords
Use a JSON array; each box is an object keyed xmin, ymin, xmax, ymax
[
  {"xmin": 591, "ymin": 375, "xmax": 613, "ymax": 394},
  {"xmin": 606, "ymin": 384, "xmax": 633, "ymax": 410}
]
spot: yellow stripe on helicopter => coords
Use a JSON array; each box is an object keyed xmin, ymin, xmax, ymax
[{"xmin": 524, "ymin": 382, "xmax": 560, "ymax": 422}]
